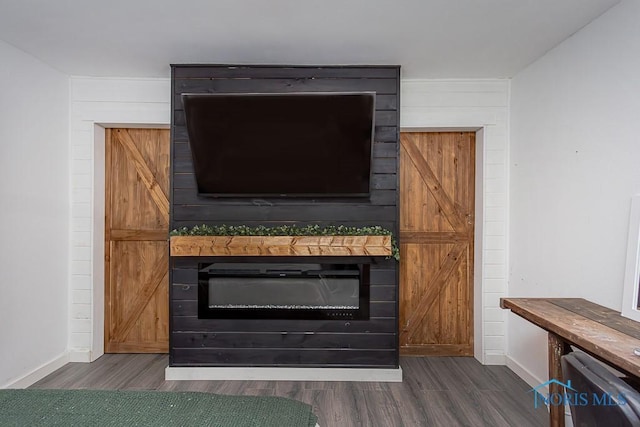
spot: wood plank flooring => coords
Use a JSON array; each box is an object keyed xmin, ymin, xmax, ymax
[{"xmin": 30, "ymin": 355, "xmax": 548, "ymax": 426}]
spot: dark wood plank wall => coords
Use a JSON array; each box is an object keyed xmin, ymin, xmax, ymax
[{"xmin": 170, "ymin": 65, "xmax": 400, "ymax": 368}]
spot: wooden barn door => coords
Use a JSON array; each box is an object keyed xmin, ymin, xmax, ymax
[
  {"xmin": 399, "ymin": 132, "xmax": 475, "ymax": 356},
  {"xmin": 105, "ymin": 128, "xmax": 170, "ymax": 353}
]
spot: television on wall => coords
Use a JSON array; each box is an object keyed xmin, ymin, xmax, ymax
[{"xmin": 181, "ymin": 92, "xmax": 375, "ymax": 198}]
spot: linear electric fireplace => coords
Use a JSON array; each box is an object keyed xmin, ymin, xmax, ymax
[{"xmin": 198, "ymin": 262, "xmax": 370, "ymax": 320}]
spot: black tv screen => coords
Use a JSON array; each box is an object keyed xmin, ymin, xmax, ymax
[{"xmin": 181, "ymin": 92, "xmax": 375, "ymax": 197}]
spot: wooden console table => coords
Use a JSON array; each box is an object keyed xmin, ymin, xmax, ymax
[{"xmin": 501, "ymin": 298, "xmax": 640, "ymax": 427}]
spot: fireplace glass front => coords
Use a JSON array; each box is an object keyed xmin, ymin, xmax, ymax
[{"xmin": 198, "ymin": 262, "xmax": 370, "ymax": 320}]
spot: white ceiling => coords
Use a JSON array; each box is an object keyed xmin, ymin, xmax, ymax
[{"xmin": 0, "ymin": 0, "xmax": 620, "ymax": 78}]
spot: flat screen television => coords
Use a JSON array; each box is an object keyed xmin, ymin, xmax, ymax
[{"xmin": 181, "ymin": 92, "xmax": 375, "ymax": 198}]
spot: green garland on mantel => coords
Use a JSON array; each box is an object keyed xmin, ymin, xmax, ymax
[{"xmin": 170, "ymin": 224, "xmax": 399, "ymax": 261}]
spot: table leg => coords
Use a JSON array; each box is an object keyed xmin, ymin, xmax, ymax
[{"xmin": 548, "ymin": 332, "xmax": 571, "ymax": 427}]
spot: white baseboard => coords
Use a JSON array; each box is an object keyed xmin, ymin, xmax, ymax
[
  {"xmin": 166, "ymin": 366, "xmax": 403, "ymax": 382},
  {"xmin": 69, "ymin": 348, "xmax": 92, "ymax": 362},
  {"xmin": 2, "ymin": 352, "xmax": 70, "ymax": 389},
  {"xmin": 483, "ymin": 353, "xmax": 506, "ymax": 365},
  {"xmin": 505, "ymin": 355, "xmax": 545, "ymax": 389}
]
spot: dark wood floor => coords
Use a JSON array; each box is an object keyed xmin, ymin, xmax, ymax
[{"xmin": 31, "ymin": 355, "xmax": 548, "ymax": 426}]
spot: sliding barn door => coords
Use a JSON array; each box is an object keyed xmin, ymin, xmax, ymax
[
  {"xmin": 399, "ymin": 132, "xmax": 475, "ymax": 356},
  {"xmin": 105, "ymin": 128, "xmax": 170, "ymax": 353}
]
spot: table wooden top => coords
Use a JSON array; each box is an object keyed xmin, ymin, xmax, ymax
[{"xmin": 501, "ymin": 297, "xmax": 640, "ymax": 377}]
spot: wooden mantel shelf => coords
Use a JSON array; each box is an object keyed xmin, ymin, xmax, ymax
[{"xmin": 169, "ymin": 235, "xmax": 392, "ymax": 257}]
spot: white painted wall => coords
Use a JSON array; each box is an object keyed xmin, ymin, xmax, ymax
[
  {"xmin": 402, "ymin": 79, "xmax": 510, "ymax": 364},
  {"xmin": 68, "ymin": 77, "xmax": 170, "ymax": 361},
  {"xmin": 508, "ymin": 0, "xmax": 640, "ymax": 385},
  {"xmin": 0, "ymin": 40, "xmax": 70, "ymax": 387}
]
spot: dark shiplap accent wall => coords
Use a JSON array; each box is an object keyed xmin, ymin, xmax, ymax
[{"xmin": 170, "ymin": 65, "xmax": 400, "ymax": 368}]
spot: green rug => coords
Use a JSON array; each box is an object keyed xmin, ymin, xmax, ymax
[{"xmin": 0, "ymin": 389, "xmax": 318, "ymax": 427}]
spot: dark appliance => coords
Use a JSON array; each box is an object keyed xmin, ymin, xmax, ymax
[{"xmin": 198, "ymin": 262, "xmax": 370, "ymax": 320}]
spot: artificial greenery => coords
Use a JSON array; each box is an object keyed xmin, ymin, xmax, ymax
[{"xmin": 170, "ymin": 224, "xmax": 399, "ymax": 261}]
